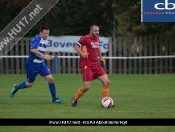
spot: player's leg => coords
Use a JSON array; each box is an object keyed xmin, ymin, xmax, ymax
[
  {"xmin": 10, "ymin": 82, "xmax": 34, "ymax": 97},
  {"xmin": 95, "ymin": 66, "xmax": 109, "ymax": 98},
  {"xmin": 41, "ymin": 63, "xmax": 64, "ymax": 103},
  {"xmin": 72, "ymin": 81, "xmax": 91, "ymax": 107},
  {"xmin": 44, "ymin": 75, "xmax": 64, "ymax": 103},
  {"xmin": 72, "ymin": 66, "xmax": 93, "ymax": 107},
  {"xmin": 97, "ymin": 66, "xmax": 115, "ymax": 107},
  {"xmin": 10, "ymin": 63, "xmax": 37, "ymax": 98},
  {"xmin": 97, "ymin": 74, "xmax": 110, "ymax": 98}
]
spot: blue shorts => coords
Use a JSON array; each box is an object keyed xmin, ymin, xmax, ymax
[{"xmin": 25, "ymin": 62, "xmax": 51, "ymax": 83}]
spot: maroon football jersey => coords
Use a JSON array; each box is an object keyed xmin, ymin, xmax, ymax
[{"xmin": 78, "ymin": 34, "xmax": 101, "ymax": 68}]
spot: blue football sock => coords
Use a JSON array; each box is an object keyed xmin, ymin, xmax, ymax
[
  {"xmin": 48, "ymin": 83, "xmax": 57, "ymax": 100},
  {"xmin": 15, "ymin": 81, "xmax": 27, "ymax": 90}
]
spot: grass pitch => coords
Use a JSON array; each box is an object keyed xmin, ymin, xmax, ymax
[{"xmin": 0, "ymin": 74, "xmax": 175, "ymax": 132}]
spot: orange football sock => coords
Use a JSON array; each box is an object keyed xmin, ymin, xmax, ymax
[
  {"xmin": 74, "ymin": 88, "xmax": 84, "ymax": 101},
  {"xmin": 102, "ymin": 87, "xmax": 109, "ymax": 98}
]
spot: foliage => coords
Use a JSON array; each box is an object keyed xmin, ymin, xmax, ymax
[
  {"xmin": 0, "ymin": 0, "xmax": 113, "ymax": 36},
  {"xmin": 1, "ymin": 0, "xmax": 175, "ymax": 37}
]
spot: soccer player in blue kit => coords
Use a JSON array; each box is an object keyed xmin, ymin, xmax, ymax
[{"xmin": 10, "ymin": 26, "xmax": 65, "ymax": 103}]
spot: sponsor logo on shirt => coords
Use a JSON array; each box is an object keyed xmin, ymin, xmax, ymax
[{"xmin": 91, "ymin": 42, "xmax": 99, "ymax": 48}]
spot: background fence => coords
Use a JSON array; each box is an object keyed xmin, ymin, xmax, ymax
[{"xmin": 0, "ymin": 35, "xmax": 175, "ymax": 74}]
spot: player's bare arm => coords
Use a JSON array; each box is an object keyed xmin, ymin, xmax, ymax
[
  {"xmin": 30, "ymin": 49, "xmax": 52, "ymax": 60},
  {"xmin": 98, "ymin": 48, "xmax": 105, "ymax": 65},
  {"xmin": 45, "ymin": 52, "xmax": 53, "ymax": 60},
  {"xmin": 74, "ymin": 44, "xmax": 89, "ymax": 58}
]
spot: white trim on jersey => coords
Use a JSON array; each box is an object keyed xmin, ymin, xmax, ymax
[
  {"xmin": 77, "ymin": 42, "xmax": 82, "ymax": 47},
  {"xmin": 38, "ymin": 46, "xmax": 46, "ymax": 52},
  {"xmin": 40, "ymin": 39, "xmax": 48, "ymax": 45},
  {"xmin": 32, "ymin": 38, "xmax": 47, "ymax": 63},
  {"xmin": 33, "ymin": 59, "xmax": 43, "ymax": 63}
]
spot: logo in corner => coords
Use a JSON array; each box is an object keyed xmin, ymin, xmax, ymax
[{"xmin": 141, "ymin": 0, "xmax": 175, "ymax": 22}]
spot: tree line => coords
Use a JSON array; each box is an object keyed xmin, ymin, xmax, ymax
[{"xmin": 0, "ymin": 0, "xmax": 174, "ymax": 37}]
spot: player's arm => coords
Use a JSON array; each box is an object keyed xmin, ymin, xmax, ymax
[
  {"xmin": 45, "ymin": 52, "xmax": 53, "ymax": 60},
  {"xmin": 30, "ymin": 49, "xmax": 52, "ymax": 60},
  {"xmin": 98, "ymin": 48, "xmax": 105, "ymax": 65},
  {"xmin": 74, "ymin": 43, "xmax": 89, "ymax": 58},
  {"xmin": 30, "ymin": 38, "xmax": 52, "ymax": 60}
]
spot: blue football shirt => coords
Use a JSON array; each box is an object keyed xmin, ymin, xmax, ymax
[{"xmin": 27, "ymin": 35, "xmax": 48, "ymax": 63}]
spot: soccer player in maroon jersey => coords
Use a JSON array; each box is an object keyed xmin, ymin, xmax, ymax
[{"xmin": 71, "ymin": 25, "xmax": 115, "ymax": 107}]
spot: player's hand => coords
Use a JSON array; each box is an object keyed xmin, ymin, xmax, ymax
[
  {"xmin": 100, "ymin": 58, "xmax": 106, "ymax": 66},
  {"xmin": 50, "ymin": 56, "xmax": 54, "ymax": 60},
  {"xmin": 43, "ymin": 54, "xmax": 52, "ymax": 60},
  {"xmin": 81, "ymin": 53, "xmax": 89, "ymax": 58}
]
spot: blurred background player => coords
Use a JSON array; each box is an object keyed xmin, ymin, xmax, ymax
[
  {"xmin": 10, "ymin": 26, "xmax": 64, "ymax": 103},
  {"xmin": 71, "ymin": 25, "xmax": 114, "ymax": 107}
]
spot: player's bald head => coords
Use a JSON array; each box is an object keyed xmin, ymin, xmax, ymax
[
  {"xmin": 90, "ymin": 25, "xmax": 99, "ymax": 30},
  {"xmin": 90, "ymin": 25, "xmax": 99, "ymax": 38}
]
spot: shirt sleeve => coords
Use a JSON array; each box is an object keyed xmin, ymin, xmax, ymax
[
  {"xmin": 30, "ymin": 36, "xmax": 40, "ymax": 50},
  {"xmin": 78, "ymin": 36, "xmax": 87, "ymax": 47}
]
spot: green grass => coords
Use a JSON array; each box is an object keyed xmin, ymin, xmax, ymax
[{"xmin": 0, "ymin": 74, "xmax": 175, "ymax": 132}]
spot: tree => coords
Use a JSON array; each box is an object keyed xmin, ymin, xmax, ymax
[
  {"xmin": 0, "ymin": 0, "xmax": 60, "ymax": 35},
  {"xmin": 0, "ymin": 0, "xmax": 30, "ymax": 31},
  {"xmin": 26, "ymin": 0, "xmax": 114, "ymax": 36},
  {"xmin": 0, "ymin": 0, "xmax": 114, "ymax": 36}
]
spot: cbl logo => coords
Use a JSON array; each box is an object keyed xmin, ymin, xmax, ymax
[{"xmin": 154, "ymin": 0, "xmax": 175, "ymax": 10}]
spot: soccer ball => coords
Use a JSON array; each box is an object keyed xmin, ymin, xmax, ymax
[{"xmin": 101, "ymin": 97, "xmax": 113, "ymax": 108}]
